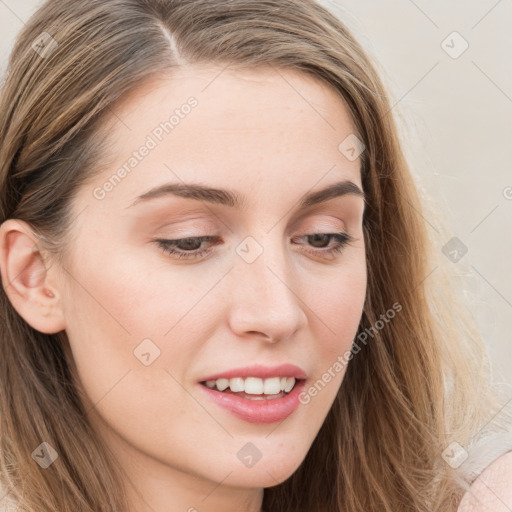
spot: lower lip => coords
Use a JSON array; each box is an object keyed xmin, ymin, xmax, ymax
[{"xmin": 198, "ymin": 379, "xmax": 306, "ymax": 424}]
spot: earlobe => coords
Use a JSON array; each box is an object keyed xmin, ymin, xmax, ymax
[{"xmin": 0, "ymin": 219, "xmax": 66, "ymax": 334}]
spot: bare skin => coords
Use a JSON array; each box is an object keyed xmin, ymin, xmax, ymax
[{"xmin": 0, "ymin": 65, "xmax": 367, "ymax": 512}]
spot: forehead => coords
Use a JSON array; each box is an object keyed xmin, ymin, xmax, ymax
[
  {"xmin": 111, "ymin": 64, "xmax": 352, "ymax": 125},
  {"xmin": 75, "ymin": 64, "xmax": 362, "ymax": 215}
]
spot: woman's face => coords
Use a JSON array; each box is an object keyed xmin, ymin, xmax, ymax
[{"xmin": 55, "ymin": 65, "xmax": 367, "ymax": 509}]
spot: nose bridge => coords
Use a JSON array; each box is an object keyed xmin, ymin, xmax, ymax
[{"xmin": 227, "ymin": 233, "xmax": 305, "ymax": 340}]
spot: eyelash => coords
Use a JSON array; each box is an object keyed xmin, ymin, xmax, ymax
[{"xmin": 155, "ymin": 232, "xmax": 355, "ymax": 261}]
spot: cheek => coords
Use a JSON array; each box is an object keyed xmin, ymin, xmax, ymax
[
  {"xmin": 302, "ymin": 259, "xmax": 366, "ymax": 389},
  {"xmin": 59, "ymin": 254, "xmax": 160, "ymax": 402},
  {"xmin": 314, "ymin": 258, "xmax": 366, "ymax": 337},
  {"xmin": 64, "ymin": 245, "xmax": 196, "ymax": 339},
  {"xmin": 60, "ymin": 248, "xmax": 212, "ymax": 396},
  {"xmin": 61, "ymin": 262, "xmax": 198, "ymax": 443}
]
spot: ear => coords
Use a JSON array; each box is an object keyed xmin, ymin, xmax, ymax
[{"xmin": 0, "ymin": 219, "xmax": 66, "ymax": 334}]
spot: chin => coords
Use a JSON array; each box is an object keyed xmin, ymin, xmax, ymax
[{"xmin": 246, "ymin": 454, "xmax": 305, "ymax": 487}]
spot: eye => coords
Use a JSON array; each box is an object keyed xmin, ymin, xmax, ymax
[
  {"xmin": 155, "ymin": 231, "xmax": 355, "ymax": 261},
  {"xmin": 292, "ymin": 232, "xmax": 355, "ymax": 259},
  {"xmin": 155, "ymin": 236, "xmax": 219, "ymax": 260}
]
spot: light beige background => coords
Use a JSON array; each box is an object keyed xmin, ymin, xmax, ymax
[{"xmin": 1, "ymin": 1, "xmax": 511, "ymax": 391}]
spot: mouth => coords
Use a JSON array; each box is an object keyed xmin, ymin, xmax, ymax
[
  {"xmin": 199, "ymin": 376, "xmax": 304, "ymax": 401},
  {"xmin": 198, "ymin": 377, "xmax": 307, "ymax": 423}
]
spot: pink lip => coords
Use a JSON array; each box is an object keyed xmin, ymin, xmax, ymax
[
  {"xmin": 198, "ymin": 363, "xmax": 307, "ymax": 382},
  {"xmin": 198, "ymin": 378, "xmax": 307, "ymax": 424}
]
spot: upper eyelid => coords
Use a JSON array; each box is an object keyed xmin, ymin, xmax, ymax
[
  {"xmin": 153, "ymin": 209, "xmax": 354, "ymax": 233},
  {"xmin": 137, "ymin": 192, "xmax": 363, "ymax": 235},
  {"xmin": 156, "ymin": 227, "xmax": 350, "ymax": 240}
]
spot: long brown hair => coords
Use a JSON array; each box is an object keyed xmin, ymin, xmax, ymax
[{"xmin": 0, "ymin": 1, "xmax": 505, "ymax": 511}]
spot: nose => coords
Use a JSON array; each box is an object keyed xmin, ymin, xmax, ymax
[{"xmin": 227, "ymin": 239, "xmax": 307, "ymax": 343}]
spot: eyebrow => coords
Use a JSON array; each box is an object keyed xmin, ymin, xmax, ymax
[{"xmin": 126, "ymin": 179, "xmax": 366, "ymax": 211}]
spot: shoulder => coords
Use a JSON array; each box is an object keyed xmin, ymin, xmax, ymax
[{"xmin": 457, "ymin": 450, "xmax": 512, "ymax": 511}]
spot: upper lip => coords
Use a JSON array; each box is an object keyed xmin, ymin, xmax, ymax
[{"xmin": 199, "ymin": 364, "xmax": 307, "ymax": 382}]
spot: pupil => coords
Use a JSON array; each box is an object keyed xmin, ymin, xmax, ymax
[
  {"xmin": 181, "ymin": 238, "xmax": 201, "ymax": 250},
  {"xmin": 308, "ymin": 234, "xmax": 329, "ymax": 248}
]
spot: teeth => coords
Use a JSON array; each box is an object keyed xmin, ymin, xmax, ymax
[
  {"xmin": 204, "ymin": 376, "xmax": 297, "ymax": 394},
  {"xmin": 263, "ymin": 377, "xmax": 281, "ymax": 394},
  {"xmin": 215, "ymin": 378, "xmax": 229, "ymax": 391},
  {"xmin": 283, "ymin": 378, "xmax": 295, "ymax": 392},
  {"xmin": 230, "ymin": 377, "xmax": 244, "ymax": 392},
  {"xmin": 245, "ymin": 377, "xmax": 264, "ymax": 394}
]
